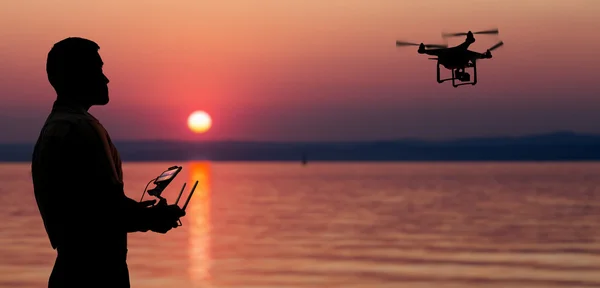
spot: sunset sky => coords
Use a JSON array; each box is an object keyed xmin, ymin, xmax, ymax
[{"xmin": 1, "ymin": 0, "xmax": 600, "ymax": 143}]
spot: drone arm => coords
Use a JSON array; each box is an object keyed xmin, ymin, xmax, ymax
[
  {"xmin": 480, "ymin": 51, "xmax": 493, "ymax": 59},
  {"xmin": 466, "ymin": 50, "xmax": 488, "ymax": 60},
  {"xmin": 422, "ymin": 48, "xmax": 443, "ymax": 56},
  {"xmin": 474, "ymin": 52, "xmax": 488, "ymax": 59},
  {"xmin": 456, "ymin": 37, "xmax": 476, "ymax": 50}
]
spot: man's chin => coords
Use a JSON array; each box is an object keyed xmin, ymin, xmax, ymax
[{"xmin": 93, "ymin": 96, "xmax": 110, "ymax": 106}]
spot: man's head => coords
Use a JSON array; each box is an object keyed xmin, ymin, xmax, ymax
[{"xmin": 46, "ymin": 37, "xmax": 110, "ymax": 107}]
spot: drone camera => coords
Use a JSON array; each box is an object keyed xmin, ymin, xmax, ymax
[{"xmin": 455, "ymin": 71, "xmax": 471, "ymax": 82}]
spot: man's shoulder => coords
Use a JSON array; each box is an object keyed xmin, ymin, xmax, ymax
[{"xmin": 41, "ymin": 113, "xmax": 97, "ymax": 142}]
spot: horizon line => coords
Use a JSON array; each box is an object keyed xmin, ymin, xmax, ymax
[{"xmin": 0, "ymin": 130, "xmax": 591, "ymax": 146}]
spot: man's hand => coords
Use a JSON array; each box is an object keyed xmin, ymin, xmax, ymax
[
  {"xmin": 147, "ymin": 203, "xmax": 186, "ymax": 234},
  {"xmin": 139, "ymin": 199, "xmax": 157, "ymax": 208}
]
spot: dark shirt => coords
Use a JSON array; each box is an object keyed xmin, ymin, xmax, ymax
[{"xmin": 31, "ymin": 101, "xmax": 149, "ymax": 261}]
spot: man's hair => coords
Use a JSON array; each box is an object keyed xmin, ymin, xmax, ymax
[{"xmin": 46, "ymin": 37, "xmax": 100, "ymax": 93}]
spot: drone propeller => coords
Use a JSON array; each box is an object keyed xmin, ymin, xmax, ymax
[
  {"xmin": 487, "ymin": 41, "xmax": 504, "ymax": 52},
  {"xmin": 442, "ymin": 28, "xmax": 499, "ymax": 38},
  {"xmin": 396, "ymin": 41, "xmax": 447, "ymax": 49},
  {"xmin": 479, "ymin": 41, "xmax": 504, "ymax": 60}
]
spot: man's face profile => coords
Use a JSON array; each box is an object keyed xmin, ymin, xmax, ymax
[
  {"xmin": 83, "ymin": 51, "xmax": 110, "ymax": 106},
  {"xmin": 73, "ymin": 51, "xmax": 109, "ymax": 106}
]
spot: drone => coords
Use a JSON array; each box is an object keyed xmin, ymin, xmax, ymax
[{"xmin": 396, "ymin": 29, "xmax": 504, "ymax": 87}]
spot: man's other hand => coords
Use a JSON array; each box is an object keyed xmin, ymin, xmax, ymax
[{"xmin": 147, "ymin": 203, "xmax": 186, "ymax": 234}]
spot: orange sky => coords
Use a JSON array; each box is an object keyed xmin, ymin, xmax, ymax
[{"xmin": 1, "ymin": 0, "xmax": 600, "ymax": 142}]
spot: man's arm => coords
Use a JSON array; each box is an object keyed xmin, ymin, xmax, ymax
[
  {"xmin": 55, "ymin": 121, "xmax": 153, "ymax": 233},
  {"xmin": 122, "ymin": 197, "xmax": 153, "ymax": 232}
]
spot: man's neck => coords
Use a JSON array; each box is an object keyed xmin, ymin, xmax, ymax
[{"xmin": 54, "ymin": 97, "xmax": 91, "ymax": 112}]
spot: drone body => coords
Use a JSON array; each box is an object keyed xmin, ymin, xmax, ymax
[{"xmin": 396, "ymin": 29, "xmax": 504, "ymax": 87}]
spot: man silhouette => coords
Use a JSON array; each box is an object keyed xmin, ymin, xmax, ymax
[{"xmin": 31, "ymin": 37, "xmax": 185, "ymax": 288}]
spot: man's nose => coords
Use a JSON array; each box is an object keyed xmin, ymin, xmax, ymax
[{"xmin": 104, "ymin": 74, "xmax": 110, "ymax": 84}]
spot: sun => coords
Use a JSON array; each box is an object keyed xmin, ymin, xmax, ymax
[{"xmin": 188, "ymin": 111, "xmax": 212, "ymax": 134}]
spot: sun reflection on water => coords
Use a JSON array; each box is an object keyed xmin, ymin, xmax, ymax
[{"xmin": 187, "ymin": 161, "xmax": 212, "ymax": 285}]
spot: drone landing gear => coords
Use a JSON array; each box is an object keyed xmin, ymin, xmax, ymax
[{"xmin": 437, "ymin": 61, "xmax": 478, "ymax": 87}]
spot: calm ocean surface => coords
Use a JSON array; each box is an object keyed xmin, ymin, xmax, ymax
[{"xmin": 1, "ymin": 162, "xmax": 599, "ymax": 288}]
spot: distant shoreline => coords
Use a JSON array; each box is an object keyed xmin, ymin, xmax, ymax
[{"xmin": 4, "ymin": 131, "xmax": 600, "ymax": 162}]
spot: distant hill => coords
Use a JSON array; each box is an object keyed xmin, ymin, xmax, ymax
[{"xmin": 3, "ymin": 131, "xmax": 600, "ymax": 162}]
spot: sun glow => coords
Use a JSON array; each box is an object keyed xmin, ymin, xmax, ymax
[{"xmin": 188, "ymin": 111, "xmax": 212, "ymax": 134}]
